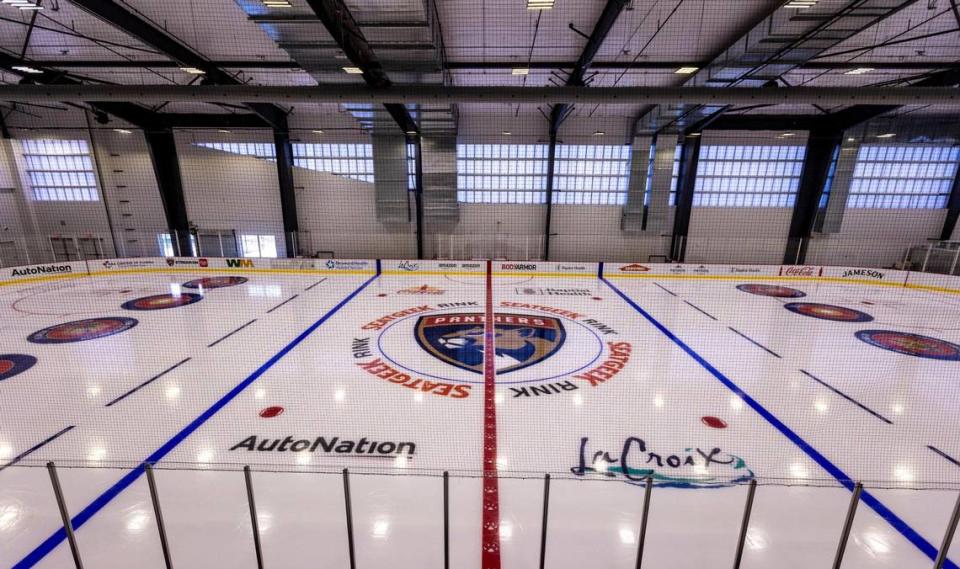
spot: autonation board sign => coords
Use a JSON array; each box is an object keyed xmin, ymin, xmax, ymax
[{"xmin": 4, "ymin": 261, "xmax": 88, "ymax": 282}]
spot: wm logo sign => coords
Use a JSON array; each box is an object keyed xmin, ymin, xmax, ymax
[{"xmin": 226, "ymin": 259, "xmax": 254, "ymax": 268}]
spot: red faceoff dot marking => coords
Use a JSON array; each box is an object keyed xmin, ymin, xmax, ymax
[
  {"xmin": 862, "ymin": 301, "xmax": 875, "ymax": 305},
  {"xmin": 592, "ymin": 297, "xmax": 603, "ymax": 301},
  {"xmin": 259, "ymin": 406, "xmax": 284, "ymax": 418},
  {"xmin": 701, "ymin": 416, "xmax": 727, "ymax": 429},
  {"xmin": 378, "ymin": 293, "xmax": 388, "ymax": 297}
]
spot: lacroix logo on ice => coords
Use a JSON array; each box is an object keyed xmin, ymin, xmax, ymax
[
  {"xmin": 619, "ymin": 264, "xmax": 650, "ymax": 272},
  {"xmin": 779, "ymin": 266, "xmax": 823, "ymax": 277}
]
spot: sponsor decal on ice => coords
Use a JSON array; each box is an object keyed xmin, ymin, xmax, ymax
[
  {"xmin": 397, "ymin": 285, "xmax": 445, "ymax": 295},
  {"xmin": 571, "ymin": 436, "xmax": 755, "ymax": 488},
  {"xmin": 619, "ymin": 263, "xmax": 650, "ymax": 272},
  {"xmin": 515, "ymin": 287, "xmax": 592, "ymax": 296},
  {"xmin": 841, "ymin": 268, "xmax": 885, "ymax": 280},
  {"xmin": 226, "ymin": 258, "xmax": 255, "ymax": 269},
  {"xmin": 778, "ymin": 265, "xmax": 823, "ymax": 277},
  {"xmin": 397, "ymin": 260, "xmax": 420, "ymax": 271},
  {"xmin": 500, "ymin": 263, "xmax": 537, "ymax": 271},
  {"xmin": 10, "ymin": 264, "xmax": 72, "ymax": 277},
  {"xmin": 230, "ymin": 435, "xmax": 416, "ymax": 456}
]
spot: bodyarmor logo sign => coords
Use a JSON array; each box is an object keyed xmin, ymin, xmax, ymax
[{"xmin": 415, "ymin": 313, "xmax": 565, "ymax": 374}]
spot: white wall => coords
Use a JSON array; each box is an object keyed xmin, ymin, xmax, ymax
[{"xmin": 807, "ymin": 209, "xmax": 946, "ymax": 268}]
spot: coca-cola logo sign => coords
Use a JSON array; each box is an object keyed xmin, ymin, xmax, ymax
[{"xmin": 778, "ymin": 266, "xmax": 823, "ymax": 277}]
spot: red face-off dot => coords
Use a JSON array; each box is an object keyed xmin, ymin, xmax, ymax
[
  {"xmin": 0, "ymin": 360, "xmax": 14, "ymax": 375},
  {"xmin": 701, "ymin": 416, "xmax": 728, "ymax": 429},
  {"xmin": 378, "ymin": 293, "xmax": 388, "ymax": 297},
  {"xmin": 259, "ymin": 406, "xmax": 284, "ymax": 418},
  {"xmin": 592, "ymin": 297, "xmax": 602, "ymax": 301}
]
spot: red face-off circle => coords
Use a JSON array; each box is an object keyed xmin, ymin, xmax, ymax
[
  {"xmin": 259, "ymin": 406, "xmax": 284, "ymax": 418},
  {"xmin": 736, "ymin": 284, "xmax": 806, "ymax": 298},
  {"xmin": 701, "ymin": 416, "xmax": 728, "ymax": 429},
  {"xmin": 855, "ymin": 330, "xmax": 960, "ymax": 360},
  {"xmin": 28, "ymin": 317, "xmax": 138, "ymax": 344},
  {"xmin": 122, "ymin": 293, "xmax": 203, "ymax": 311},
  {"xmin": 784, "ymin": 302, "xmax": 874, "ymax": 322}
]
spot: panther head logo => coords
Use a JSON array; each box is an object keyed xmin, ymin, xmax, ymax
[{"xmin": 416, "ymin": 313, "xmax": 565, "ymax": 374}]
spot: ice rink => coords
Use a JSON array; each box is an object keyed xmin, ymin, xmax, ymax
[{"xmin": 0, "ymin": 258, "xmax": 958, "ymax": 569}]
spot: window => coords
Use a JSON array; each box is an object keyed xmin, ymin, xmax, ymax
[
  {"xmin": 158, "ymin": 233, "xmax": 197, "ymax": 257},
  {"xmin": 21, "ymin": 139, "xmax": 99, "ymax": 201},
  {"xmin": 407, "ymin": 143, "xmax": 417, "ymax": 191},
  {"xmin": 691, "ymin": 145, "xmax": 805, "ymax": 207},
  {"xmin": 293, "ymin": 143, "xmax": 374, "ymax": 183},
  {"xmin": 194, "ymin": 142, "xmax": 375, "ymax": 183},
  {"xmin": 552, "ymin": 145, "xmax": 631, "ymax": 205},
  {"xmin": 240, "ymin": 234, "xmax": 278, "ymax": 258},
  {"xmin": 457, "ymin": 144, "xmax": 549, "ymax": 204},
  {"xmin": 847, "ymin": 145, "xmax": 959, "ymax": 209}
]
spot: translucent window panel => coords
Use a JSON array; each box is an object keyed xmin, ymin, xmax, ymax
[
  {"xmin": 21, "ymin": 139, "xmax": 100, "ymax": 202},
  {"xmin": 847, "ymin": 144, "xmax": 959, "ymax": 209},
  {"xmin": 551, "ymin": 144, "xmax": 632, "ymax": 205},
  {"xmin": 686, "ymin": 145, "xmax": 805, "ymax": 208},
  {"xmin": 196, "ymin": 142, "xmax": 375, "ymax": 183},
  {"xmin": 456, "ymin": 144, "xmax": 549, "ymax": 204}
]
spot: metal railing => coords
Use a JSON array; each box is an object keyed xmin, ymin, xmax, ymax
[{"xmin": 31, "ymin": 462, "xmax": 960, "ymax": 569}]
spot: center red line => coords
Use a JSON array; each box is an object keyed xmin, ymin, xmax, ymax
[{"xmin": 481, "ymin": 259, "xmax": 502, "ymax": 569}]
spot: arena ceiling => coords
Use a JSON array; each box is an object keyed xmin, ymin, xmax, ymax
[{"xmin": 1, "ymin": 0, "xmax": 959, "ymax": 135}]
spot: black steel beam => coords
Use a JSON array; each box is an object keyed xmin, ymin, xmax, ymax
[
  {"xmin": 273, "ymin": 125, "xmax": 299, "ymax": 258},
  {"xmin": 18, "ymin": 58, "xmax": 960, "ymax": 72},
  {"xmin": 69, "ymin": 0, "xmax": 288, "ymax": 129},
  {"xmin": 303, "ymin": 0, "xmax": 418, "ymax": 135},
  {"xmin": 784, "ymin": 129, "xmax": 843, "ymax": 264},
  {"xmin": 942, "ymin": 166, "xmax": 960, "ymax": 241},
  {"xmin": 543, "ymin": 127, "xmax": 558, "ymax": 261},
  {"xmin": 414, "ymin": 137, "xmax": 424, "ymax": 260},
  {"xmin": 670, "ymin": 134, "xmax": 702, "ymax": 262},
  {"xmin": 144, "ymin": 129, "xmax": 193, "ymax": 257}
]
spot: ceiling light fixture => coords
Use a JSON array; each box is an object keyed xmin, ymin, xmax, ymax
[
  {"xmin": 511, "ymin": 67, "xmax": 529, "ymax": 76},
  {"xmin": 114, "ymin": 129, "xmax": 132, "ymax": 135},
  {"xmin": 502, "ymin": 130, "xmax": 512, "ymax": 135},
  {"xmin": 785, "ymin": 0, "xmax": 818, "ymax": 8},
  {"xmin": 593, "ymin": 130, "xmax": 605, "ymax": 136},
  {"xmin": 11, "ymin": 65, "xmax": 42, "ymax": 74},
  {"xmin": 877, "ymin": 133, "xmax": 896, "ymax": 138},
  {"xmin": 674, "ymin": 66, "xmax": 699, "ymax": 74},
  {"xmin": 312, "ymin": 129, "xmax": 324, "ymax": 134},
  {"xmin": 687, "ymin": 132, "xmax": 702, "ymax": 137},
  {"xmin": 180, "ymin": 67, "xmax": 205, "ymax": 75},
  {"xmin": 527, "ymin": 0, "xmax": 555, "ymax": 9},
  {"xmin": 781, "ymin": 132, "xmax": 795, "ymax": 137},
  {"xmin": 844, "ymin": 67, "xmax": 874, "ymax": 75},
  {"xmin": 343, "ymin": 66, "xmax": 363, "ymax": 74},
  {"xmin": 18, "ymin": 4, "xmax": 44, "ymax": 9},
  {"xmin": 263, "ymin": 0, "xmax": 292, "ymax": 6},
  {"xmin": 218, "ymin": 129, "xmax": 232, "ymax": 134}
]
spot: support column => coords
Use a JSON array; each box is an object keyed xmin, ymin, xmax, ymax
[
  {"xmin": 816, "ymin": 137, "xmax": 859, "ymax": 235},
  {"xmin": 414, "ymin": 136, "xmax": 424, "ymax": 259},
  {"xmin": 273, "ymin": 128, "xmax": 298, "ymax": 258},
  {"xmin": 144, "ymin": 129, "xmax": 193, "ymax": 257},
  {"xmin": 669, "ymin": 134, "xmax": 701, "ymax": 262},
  {"xmin": 941, "ymin": 165, "xmax": 960, "ymax": 241},
  {"xmin": 543, "ymin": 127, "xmax": 558, "ymax": 261},
  {"xmin": 784, "ymin": 129, "xmax": 842, "ymax": 264}
]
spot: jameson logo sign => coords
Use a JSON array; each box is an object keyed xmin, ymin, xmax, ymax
[
  {"xmin": 230, "ymin": 435, "xmax": 416, "ymax": 456},
  {"xmin": 571, "ymin": 436, "xmax": 755, "ymax": 488},
  {"xmin": 11, "ymin": 264, "xmax": 73, "ymax": 277},
  {"xmin": 841, "ymin": 268, "xmax": 884, "ymax": 280}
]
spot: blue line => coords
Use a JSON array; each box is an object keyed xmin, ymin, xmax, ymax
[
  {"xmin": 13, "ymin": 270, "xmax": 380, "ymax": 569},
  {"xmin": 601, "ymin": 276, "xmax": 956, "ymax": 569}
]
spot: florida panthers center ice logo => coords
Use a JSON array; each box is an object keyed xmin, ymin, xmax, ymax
[{"xmin": 415, "ymin": 313, "xmax": 566, "ymax": 374}]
